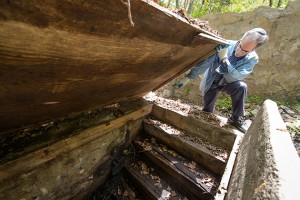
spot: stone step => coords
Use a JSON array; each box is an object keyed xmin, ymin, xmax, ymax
[
  {"xmin": 143, "ymin": 117, "xmax": 228, "ymax": 176},
  {"xmin": 134, "ymin": 137, "xmax": 220, "ymax": 199},
  {"xmin": 125, "ymin": 158, "xmax": 187, "ymax": 200}
]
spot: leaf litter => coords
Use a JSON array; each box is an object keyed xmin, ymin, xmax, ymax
[
  {"xmin": 135, "ymin": 137, "xmax": 220, "ymax": 192},
  {"xmin": 145, "ymin": 117, "xmax": 229, "ymax": 161}
]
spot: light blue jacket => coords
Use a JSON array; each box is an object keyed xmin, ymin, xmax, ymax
[{"xmin": 187, "ymin": 40, "xmax": 259, "ymax": 95}]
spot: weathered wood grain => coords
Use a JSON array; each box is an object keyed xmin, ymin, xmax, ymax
[
  {"xmin": 143, "ymin": 120, "xmax": 226, "ymax": 175},
  {"xmin": 134, "ymin": 139, "xmax": 216, "ymax": 199},
  {"xmin": 0, "ymin": 98, "xmax": 150, "ymax": 165},
  {"xmin": 0, "ymin": 102, "xmax": 152, "ymax": 182},
  {"xmin": 125, "ymin": 159, "xmax": 186, "ymax": 200},
  {"xmin": 0, "ymin": 0, "xmax": 225, "ymax": 132}
]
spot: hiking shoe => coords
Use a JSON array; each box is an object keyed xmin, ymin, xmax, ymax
[{"xmin": 228, "ymin": 116, "xmax": 247, "ymax": 133}]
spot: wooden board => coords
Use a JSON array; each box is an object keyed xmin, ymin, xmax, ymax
[
  {"xmin": 125, "ymin": 159, "xmax": 186, "ymax": 200},
  {"xmin": 134, "ymin": 138, "xmax": 218, "ymax": 199},
  {"xmin": 143, "ymin": 120, "xmax": 226, "ymax": 175},
  {"xmin": 0, "ymin": 102, "xmax": 152, "ymax": 182},
  {"xmin": 0, "ymin": 98, "xmax": 151, "ymax": 165},
  {"xmin": 0, "ymin": 0, "xmax": 226, "ymax": 132}
]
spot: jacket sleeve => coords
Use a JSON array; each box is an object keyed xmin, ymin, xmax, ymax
[
  {"xmin": 223, "ymin": 55, "xmax": 258, "ymax": 83},
  {"xmin": 186, "ymin": 53, "xmax": 217, "ymax": 80}
]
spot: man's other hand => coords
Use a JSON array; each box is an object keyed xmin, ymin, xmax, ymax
[
  {"xmin": 218, "ymin": 48, "xmax": 228, "ymax": 61},
  {"xmin": 172, "ymin": 77, "xmax": 190, "ymax": 89}
]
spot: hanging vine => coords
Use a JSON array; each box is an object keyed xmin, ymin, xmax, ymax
[{"xmin": 121, "ymin": 0, "xmax": 135, "ymax": 26}]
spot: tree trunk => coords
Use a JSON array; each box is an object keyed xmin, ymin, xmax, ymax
[
  {"xmin": 176, "ymin": 0, "xmax": 180, "ymax": 8},
  {"xmin": 269, "ymin": 0, "xmax": 273, "ymax": 7},
  {"xmin": 277, "ymin": 0, "xmax": 282, "ymax": 7},
  {"xmin": 184, "ymin": 0, "xmax": 190, "ymax": 10},
  {"xmin": 187, "ymin": 0, "xmax": 195, "ymax": 14},
  {"xmin": 167, "ymin": 0, "xmax": 172, "ymax": 8}
]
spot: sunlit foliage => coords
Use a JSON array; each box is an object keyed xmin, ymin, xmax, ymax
[{"xmin": 158, "ymin": 0, "xmax": 289, "ymax": 17}]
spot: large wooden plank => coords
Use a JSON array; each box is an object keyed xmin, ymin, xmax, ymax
[
  {"xmin": 0, "ymin": 98, "xmax": 150, "ymax": 165},
  {"xmin": 0, "ymin": 0, "xmax": 226, "ymax": 132},
  {"xmin": 0, "ymin": 102, "xmax": 152, "ymax": 182},
  {"xmin": 125, "ymin": 159, "xmax": 186, "ymax": 200},
  {"xmin": 134, "ymin": 138, "xmax": 218, "ymax": 199},
  {"xmin": 143, "ymin": 120, "xmax": 226, "ymax": 176}
]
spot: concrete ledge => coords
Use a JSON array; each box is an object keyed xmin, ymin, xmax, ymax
[
  {"xmin": 226, "ymin": 99, "xmax": 300, "ymax": 200},
  {"xmin": 151, "ymin": 104, "xmax": 237, "ymax": 151}
]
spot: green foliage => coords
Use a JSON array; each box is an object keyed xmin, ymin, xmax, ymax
[
  {"xmin": 246, "ymin": 95, "xmax": 263, "ymax": 105},
  {"xmin": 215, "ymin": 96, "xmax": 232, "ymax": 112},
  {"xmin": 295, "ymin": 105, "xmax": 300, "ymax": 114},
  {"xmin": 214, "ymin": 95, "xmax": 300, "ymax": 112},
  {"xmin": 158, "ymin": 0, "xmax": 167, "ymax": 7},
  {"xmin": 185, "ymin": 88, "xmax": 190, "ymax": 96},
  {"xmin": 244, "ymin": 95, "xmax": 263, "ymax": 119},
  {"xmin": 215, "ymin": 95, "xmax": 264, "ymax": 113},
  {"xmin": 160, "ymin": 0, "xmax": 289, "ymax": 18}
]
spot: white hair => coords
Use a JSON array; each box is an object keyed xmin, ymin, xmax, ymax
[{"xmin": 241, "ymin": 28, "xmax": 269, "ymax": 49}]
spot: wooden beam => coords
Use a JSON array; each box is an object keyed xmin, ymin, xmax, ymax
[
  {"xmin": 0, "ymin": 103, "xmax": 152, "ymax": 183},
  {"xmin": 134, "ymin": 139, "xmax": 217, "ymax": 199},
  {"xmin": 125, "ymin": 159, "xmax": 186, "ymax": 200},
  {"xmin": 143, "ymin": 120, "xmax": 226, "ymax": 176}
]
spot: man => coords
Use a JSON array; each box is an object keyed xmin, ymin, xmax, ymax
[{"xmin": 173, "ymin": 28, "xmax": 269, "ymax": 133}]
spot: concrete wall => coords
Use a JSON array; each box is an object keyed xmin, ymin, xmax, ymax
[
  {"xmin": 158, "ymin": 0, "xmax": 300, "ymax": 103},
  {"xmin": 226, "ymin": 100, "xmax": 300, "ymax": 200}
]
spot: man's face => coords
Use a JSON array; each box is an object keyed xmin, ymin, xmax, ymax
[{"xmin": 235, "ymin": 39, "xmax": 257, "ymax": 57}]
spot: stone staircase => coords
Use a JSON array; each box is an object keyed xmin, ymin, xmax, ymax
[{"xmin": 90, "ymin": 101, "xmax": 243, "ymax": 200}]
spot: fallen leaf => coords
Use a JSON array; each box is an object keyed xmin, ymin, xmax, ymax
[
  {"xmin": 141, "ymin": 162, "xmax": 149, "ymax": 175},
  {"xmin": 123, "ymin": 190, "xmax": 129, "ymax": 197},
  {"xmin": 151, "ymin": 137, "xmax": 156, "ymax": 144},
  {"xmin": 162, "ymin": 145, "xmax": 168, "ymax": 152},
  {"xmin": 154, "ymin": 182, "xmax": 162, "ymax": 188},
  {"xmin": 203, "ymin": 178, "xmax": 212, "ymax": 183},
  {"xmin": 168, "ymin": 150, "xmax": 177, "ymax": 157},
  {"xmin": 144, "ymin": 145, "xmax": 152, "ymax": 151},
  {"xmin": 255, "ymin": 181, "xmax": 268, "ymax": 194},
  {"xmin": 130, "ymin": 191, "xmax": 136, "ymax": 197},
  {"xmin": 171, "ymin": 190, "xmax": 177, "ymax": 197},
  {"xmin": 187, "ymin": 161, "xmax": 196, "ymax": 170},
  {"xmin": 160, "ymin": 190, "xmax": 171, "ymax": 199}
]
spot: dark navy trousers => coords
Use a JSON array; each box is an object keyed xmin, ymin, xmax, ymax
[{"xmin": 202, "ymin": 81, "xmax": 247, "ymax": 120}]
